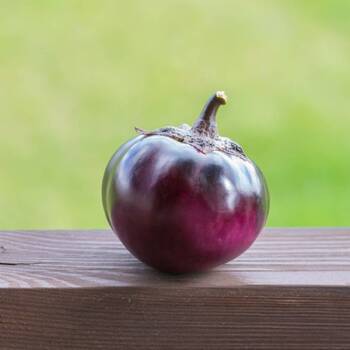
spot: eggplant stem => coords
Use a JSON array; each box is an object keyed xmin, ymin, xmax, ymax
[{"xmin": 192, "ymin": 91, "xmax": 227, "ymax": 138}]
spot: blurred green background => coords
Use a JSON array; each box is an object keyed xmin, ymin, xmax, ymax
[{"xmin": 1, "ymin": 1, "xmax": 349, "ymax": 229}]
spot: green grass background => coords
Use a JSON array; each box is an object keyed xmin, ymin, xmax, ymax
[{"xmin": 1, "ymin": 1, "xmax": 349, "ymax": 229}]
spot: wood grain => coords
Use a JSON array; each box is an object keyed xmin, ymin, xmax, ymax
[{"xmin": 0, "ymin": 228, "xmax": 349, "ymax": 349}]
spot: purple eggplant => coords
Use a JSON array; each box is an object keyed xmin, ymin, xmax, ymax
[{"xmin": 102, "ymin": 92, "xmax": 269, "ymax": 273}]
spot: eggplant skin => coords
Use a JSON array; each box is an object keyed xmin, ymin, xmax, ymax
[{"xmin": 102, "ymin": 134, "xmax": 269, "ymax": 274}]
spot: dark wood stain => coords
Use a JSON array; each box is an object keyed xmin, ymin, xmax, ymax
[{"xmin": 0, "ymin": 228, "xmax": 349, "ymax": 349}]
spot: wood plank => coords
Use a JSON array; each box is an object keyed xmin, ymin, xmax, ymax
[
  {"xmin": 0, "ymin": 228, "xmax": 349, "ymax": 349},
  {"xmin": 0, "ymin": 228, "xmax": 349, "ymax": 288}
]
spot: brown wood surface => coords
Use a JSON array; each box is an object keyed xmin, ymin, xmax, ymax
[{"xmin": 0, "ymin": 228, "xmax": 349, "ymax": 349}]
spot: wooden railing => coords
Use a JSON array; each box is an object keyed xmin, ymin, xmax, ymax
[{"xmin": 0, "ymin": 228, "xmax": 349, "ymax": 349}]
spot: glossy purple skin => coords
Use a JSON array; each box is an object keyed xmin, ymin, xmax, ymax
[{"xmin": 102, "ymin": 134, "xmax": 269, "ymax": 274}]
